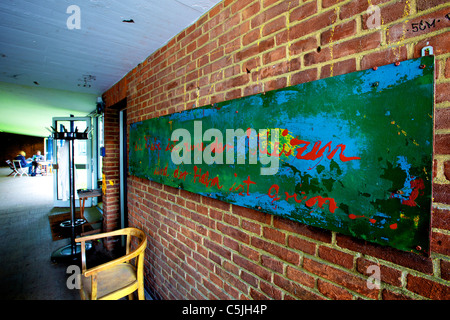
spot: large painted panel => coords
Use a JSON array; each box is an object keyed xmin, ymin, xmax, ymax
[{"xmin": 129, "ymin": 56, "xmax": 434, "ymax": 255}]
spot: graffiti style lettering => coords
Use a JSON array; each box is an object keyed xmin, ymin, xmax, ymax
[
  {"xmin": 173, "ymin": 166, "xmax": 190, "ymax": 181},
  {"xmin": 234, "ymin": 176, "xmax": 256, "ymax": 196},
  {"xmin": 267, "ymin": 184, "xmax": 338, "ymax": 214},
  {"xmin": 154, "ymin": 164, "xmax": 168, "ymax": 176},
  {"xmin": 192, "ymin": 166, "xmax": 223, "ymax": 190}
]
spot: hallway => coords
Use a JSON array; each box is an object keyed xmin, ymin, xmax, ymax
[{"xmin": 0, "ymin": 166, "xmax": 81, "ymax": 299}]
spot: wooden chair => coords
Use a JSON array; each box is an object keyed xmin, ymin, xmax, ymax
[{"xmin": 75, "ymin": 227, "xmax": 147, "ymax": 300}]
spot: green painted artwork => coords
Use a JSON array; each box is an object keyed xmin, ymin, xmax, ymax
[{"xmin": 129, "ymin": 56, "xmax": 434, "ymax": 256}]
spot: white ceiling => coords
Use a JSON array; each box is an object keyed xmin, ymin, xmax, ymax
[{"xmin": 0, "ymin": 0, "xmax": 221, "ymax": 94}]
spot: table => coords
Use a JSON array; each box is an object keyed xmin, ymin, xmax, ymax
[
  {"xmin": 77, "ymin": 188, "xmax": 102, "ymax": 216},
  {"xmin": 37, "ymin": 161, "xmax": 51, "ymax": 175}
]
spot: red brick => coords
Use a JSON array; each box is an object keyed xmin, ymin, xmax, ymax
[
  {"xmin": 356, "ymin": 258, "xmax": 402, "ymax": 287},
  {"xmin": 261, "ymin": 255, "xmax": 284, "ymax": 273},
  {"xmin": 273, "ymin": 274, "xmax": 324, "ymax": 300},
  {"xmin": 320, "ymin": 58, "xmax": 356, "ymax": 78},
  {"xmin": 435, "ymin": 108, "xmax": 450, "ymax": 130},
  {"xmin": 262, "ymin": 16, "xmax": 286, "ymax": 37},
  {"xmin": 262, "ymin": 46, "xmax": 286, "ymax": 65},
  {"xmin": 240, "ymin": 270, "xmax": 258, "ymax": 287},
  {"xmin": 241, "ymin": 2, "xmax": 260, "ymax": 21},
  {"xmin": 260, "ymin": 280, "xmax": 283, "ymax": 299},
  {"xmin": 431, "ymin": 231, "xmax": 450, "ymax": 256},
  {"xmin": 340, "ymin": 0, "xmax": 390, "ymax": 20},
  {"xmin": 251, "ymin": 0, "xmax": 297, "ymax": 29},
  {"xmin": 441, "ymin": 260, "xmax": 450, "ymax": 281},
  {"xmin": 322, "ymin": 0, "xmax": 345, "ymax": 8},
  {"xmin": 291, "ymin": 68, "xmax": 318, "ymax": 86},
  {"xmin": 230, "ymin": 0, "xmax": 253, "ymax": 14},
  {"xmin": 217, "ymin": 222, "xmax": 250, "ymax": 244},
  {"xmin": 435, "ymin": 134, "xmax": 450, "ymax": 154},
  {"xmin": 361, "ymin": 46, "xmax": 408, "ymax": 70},
  {"xmin": 249, "ymin": 287, "xmax": 268, "ymax": 300},
  {"xmin": 381, "ymin": 289, "xmax": 414, "ymax": 300},
  {"xmin": 436, "ymin": 82, "xmax": 450, "ymax": 104},
  {"xmin": 445, "ymin": 161, "xmax": 450, "ymax": 181},
  {"xmin": 243, "ymin": 28, "xmax": 260, "ymax": 46},
  {"xmin": 417, "ymin": 0, "xmax": 448, "ymax": 11},
  {"xmin": 289, "ymin": 36, "xmax": 317, "ymax": 56},
  {"xmin": 318, "ymin": 246, "xmax": 354, "ymax": 269},
  {"xmin": 263, "ymin": 226, "xmax": 286, "ymax": 244},
  {"xmin": 239, "ymin": 244, "xmax": 260, "ymax": 261},
  {"xmin": 225, "ymin": 88, "xmax": 242, "ymax": 100},
  {"xmin": 445, "ymin": 58, "xmax": 450, "ymax": 78},
  {"xmin": 304, "ymin": 47, "xmax": 331, "ymax": 66},
  {"xmin": 286, "ymin": 266, "xmax": 315, "ymax": 287},
  {"xmin": 251, "ymin": 237, "xmax": 300, "ymax": 265},
  {"xmin": 233, "ymin": 255, "xmax": 271, "ymax": 281},
  {"xmin": 264, "ymin": 77, "xmax": 287, "ymax": 91},
  {"xmin": 242, "ymin": 219, "xmax": 261, "ymax": 234},
  {"xmin": 432, "ymin": 207, "xmax": 450, "ymax": 231},
  {"xmin": 336, "ymin": 234, "xmax": 434, "ymax": 274},
  {"xmin": 287, "ymin": 235, "xmax": 316, "ymax": 255},
  {"xmin": 317, "ymin": 279, "xmax": 353, "ymax": 300},
  {"xmin": 303, "ymin": 258, "xmax": 379, "ymax": 299},
  {"xmin": 406, "ymin": 274, "xmax": 450, "ymax": 300},
  {"xmin": 333, "ymin": 31, "xmax": 381, "ymax": 59},
  {"xmin": 289, "ymin": 8, "xmax": 337, "ymax": 40},
  {"xmin": 321, "ymin": 20, "xmax": 357, "ymax": 45},
  {"xmin": 235, "ymin": 38, "xmax": 275, "ymax": 62},
  {"xmin": 289, "ymin": 0, "xmax": 317, "ymax": 23}
]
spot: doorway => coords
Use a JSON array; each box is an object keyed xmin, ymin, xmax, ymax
[{"xmin": 119, "ymin": 107, "xmax": 128, "ymax": 230}]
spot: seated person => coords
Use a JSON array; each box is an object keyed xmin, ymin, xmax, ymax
[
  {"xmin": 14, "ymin": 151, "xmax": 33, "ymax": 174},
  {"xmin": 32, "ymin": 150, "xmax": 45, "ymax": 175},
  {"xmin": 33, "ymin": 150, "xmax": 45, "ymax": 162}
]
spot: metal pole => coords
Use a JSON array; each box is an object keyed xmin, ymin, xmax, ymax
[{"xmin": 69, "ymin": 120, "xmax": 76, "ymax": 257}]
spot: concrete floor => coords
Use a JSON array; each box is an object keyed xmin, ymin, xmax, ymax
[{"xmin": 0, "ymin": 167, "xmax": 86, "ymax": 299}]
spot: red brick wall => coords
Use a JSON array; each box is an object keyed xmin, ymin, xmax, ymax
[{"xmin": 103, "ymin": 0, "xmax": 450, "ymax": 300}]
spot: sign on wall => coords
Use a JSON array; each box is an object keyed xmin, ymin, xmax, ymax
[{"xmin": 129, "ymin": 56, "xmax": 434, "ymax": 256}]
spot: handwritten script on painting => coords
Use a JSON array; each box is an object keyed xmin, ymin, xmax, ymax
[{"xmin": 129, "ymin": 56, "xmax": 434, "ymax": 255}]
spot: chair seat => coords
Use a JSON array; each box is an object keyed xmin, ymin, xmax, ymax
[{"xmin": 81, "ymin": 263, "xmax": 138, "ymax": 300}]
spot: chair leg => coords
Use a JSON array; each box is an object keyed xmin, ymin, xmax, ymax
[
  {"xmin": 138, "ymin": 286, "xmax": 145, "ymax": 300},
  {"xmin": 128, "ymin": 293, "xmax": 134, "ymax": 300}
]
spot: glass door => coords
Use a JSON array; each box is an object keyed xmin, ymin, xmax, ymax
[{"xmin": 52, "ymin": 117, "xmax": 92, "ymax": 207}]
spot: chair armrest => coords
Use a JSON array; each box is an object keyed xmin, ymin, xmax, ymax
[
  {"xmin": 82, "ymin": 253, "xmax": 133, "ymax": 277},
  {"xmin": 75, "ymin": 228, "xmax": 127, "ymax": 243}
]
